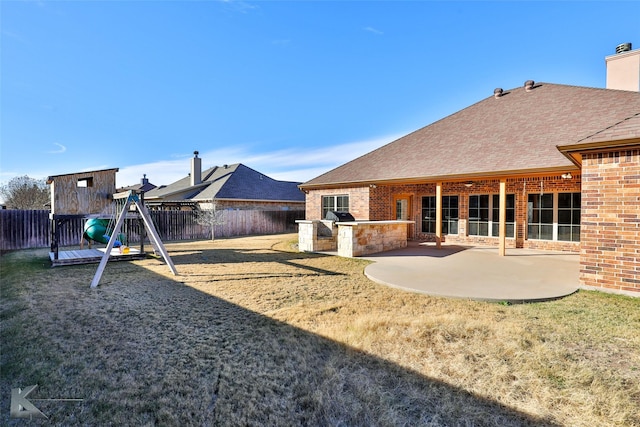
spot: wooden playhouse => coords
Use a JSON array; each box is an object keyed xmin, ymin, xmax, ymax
[{"xmin": 47, "ymin": 168, "xmax": 147, "ymax": 266}]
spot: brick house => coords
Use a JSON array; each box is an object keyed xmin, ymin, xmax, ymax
[
  {"xmin": 144, "ymin": 151, "xmax": 305, "ymax": 211},
  {"xmin": 299, "ymin": 44, "xmax": 640, "ymax": 296}
]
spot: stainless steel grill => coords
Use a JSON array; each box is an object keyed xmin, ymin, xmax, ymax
[{"xmin": 325, "ymin": 211, "xmax": 355, "ymax": 222}]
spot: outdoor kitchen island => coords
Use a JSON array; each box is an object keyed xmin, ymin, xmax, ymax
[{"xmin": 297, "ymin": 219, "xmax": 414, "ymax": 257}]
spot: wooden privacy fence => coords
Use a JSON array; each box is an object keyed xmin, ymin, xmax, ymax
[{"xmin": 0, "ymin": 209, "xmax": 304, "ymax": 251}]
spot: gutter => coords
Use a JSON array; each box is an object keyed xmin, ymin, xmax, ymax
[
  {"xmin": 298, "ymin": 165, "xmax": 579, "ymax": 190},
  {"xmin": 557, "ymin": 137, "xmax": 640, "ymax": 167}
]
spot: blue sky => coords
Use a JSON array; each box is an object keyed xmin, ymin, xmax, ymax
[{"xmin": 1, "ymin": 1, "xmax": 639, "ymax": 193}]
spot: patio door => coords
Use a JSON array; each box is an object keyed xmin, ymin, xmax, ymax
[
  {"xmin": 396, "ymin": 198, "xmax": 409, "ymax": 220},
  {"xmin": 394, "ymin": 195, "xmax": 412, "ymax": 238}
]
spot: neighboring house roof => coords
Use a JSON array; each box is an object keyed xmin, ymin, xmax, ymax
[
  {"xmin": 301, "ymin": 83, "xmax": 640, "ymax": 188},
  {"xmin": 117, "ymin": 182, "xmax": 157, "ymax": 193},
  {"xmin": 145, "ymin": 163, "xmax": 305, "ymax": 203}
]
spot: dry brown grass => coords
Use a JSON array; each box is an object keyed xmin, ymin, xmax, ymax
[{"xmin": 1, "ymin": 233, "xmax": 639, "ymax": 426}]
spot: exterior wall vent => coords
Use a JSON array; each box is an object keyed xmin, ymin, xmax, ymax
[
  {"xmin": 616, "ymin": 43, "xmax": 632, "ymax": 54},
  {"xmin": 524, "ymin": 80, "xmax": 535, "ymax": 92}
]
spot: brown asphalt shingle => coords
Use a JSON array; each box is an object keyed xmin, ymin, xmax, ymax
[
  {"xmin": 302, "ymin": 83, "xmax": 640, "ymax": 187},
  {"xmin": 573, "ymin": 112, "xmax": 640, "ymax": 145}
]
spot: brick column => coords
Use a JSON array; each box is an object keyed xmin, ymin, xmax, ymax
[{"xmin": 580, "ymin": 149, "xmax": 640, "ymax": 295}]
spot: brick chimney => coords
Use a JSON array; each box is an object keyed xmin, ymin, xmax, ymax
[
  {"xmin": 606, "ymin": 43, "xmax": 640, "ymax": 92},
  {"xmin": 191, "ymin": 151, "xmax": 202, "ymax": 186}
]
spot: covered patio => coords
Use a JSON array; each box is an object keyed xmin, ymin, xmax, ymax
[
  {"xmin": 362, "ymin": 242, "xmax": 579, "ymax": 303},
  {"xmin": 299, "ymin": 78, "xmax": 640, "ymax": 297}
]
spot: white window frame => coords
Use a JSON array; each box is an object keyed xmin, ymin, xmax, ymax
[
  {"xmin": 527, "ymin": 192, "xmax": 580, "ymax": 242},
  {"xmin": 321, "ymin": 195, "xmax": 349, "ymax": 219},
  {"xmin": 468, "ymin": 194, "xmax": 516, "ymax": 238}
]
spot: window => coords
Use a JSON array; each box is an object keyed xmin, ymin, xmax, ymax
[
  {"xmin": 396, "ymin": 198, "xmax": 409, "ymax": 220},
  {"xmin": 422, "ymin": 195, "xmax": 459, "ymax": 234},
  {"xmin": 527, "ymin": 194, "xmax": 554, "ymax": 240},
  {"xmin": 468, "ymin": 194, "xmax": 515, "ymax": 238},
  {"xmin": 468, "ymin": 195, "xmax": 490, "ymax": 236},
  {"xmin": 421, "ymin": 197, "xmax": 436, "ymax": 233},
  {"xmin": 527, "ymin": 192, "xmax": 581, "ymax": 242},
  {"xmin": 77, "ymin": 177, "xmax": 93, "ymax": 188},
  {"xmin": 491, "ymin": 194, "xmax": 515, "ymax": 238},
  {"xmin": 558, "ymin": 192, "xmax": 580, "ymax": 242},
  {"xmin": 321, "ymin": 195, "xmax": 349, "ymax": 219},
  {"xmin": 442, "ymin": 196, "xmax": 459, "ymax": 234}
]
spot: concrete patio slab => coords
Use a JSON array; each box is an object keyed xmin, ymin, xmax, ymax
[{"xmin": 362, "ymin": 242, "xmax": 580, "ymax": 303}]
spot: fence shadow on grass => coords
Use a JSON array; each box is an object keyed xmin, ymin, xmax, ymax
[{"xmin": 1, "ymin": 246, "xmax": 560, "ymax": 426}]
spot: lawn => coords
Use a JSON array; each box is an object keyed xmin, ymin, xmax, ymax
[{"xmin": 1, "ymin": 233, "xmax": 639, "ymax": 426}]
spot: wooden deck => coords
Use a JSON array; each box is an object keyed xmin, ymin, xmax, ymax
[{"xmin": 49, "ymin": 247, "xmax": 146, "ymax": 267}]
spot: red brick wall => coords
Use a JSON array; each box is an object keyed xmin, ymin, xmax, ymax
[
  {"xmin": 580, "ymin": 149, "xmax": 640, "ymax": 295},
  {"xmin": 370, "ymin": 176, "xmax": 580, "ymax": 251},
  {"xmin": 305, "ymin": 174, "xmax": 582, "ymax": 252},
  {"xmin": 305, "ymin": 187, "xmax": 370, "ymax": 220}
]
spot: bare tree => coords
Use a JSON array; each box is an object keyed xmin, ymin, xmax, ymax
[
  {"xmin": 0, "ymin": 175, "xmax": 50, "ymax": 209},
  {"xmin": 195, "ymin": 200, "xmax": 225, "ymax": 240}
]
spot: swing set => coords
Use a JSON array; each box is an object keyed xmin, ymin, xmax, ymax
[
  {"xmin": 90, "ymin": 190, "xmax": 177, "ymax": 288},
  {"xmin": 46, "ymin": 169, "xmax": 177, "ymax": 287}
]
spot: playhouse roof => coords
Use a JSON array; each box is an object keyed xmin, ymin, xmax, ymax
[
  {"xmin": 46, "ymin": 168, "xmax": 119, "ymax": 184},
  {"xmin": 301, "ymin": 83, "xmax": 640, "ymax": 188}
]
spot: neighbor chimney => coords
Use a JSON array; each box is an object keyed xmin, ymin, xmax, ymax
[
  {"xmin": 606, "ymin": 42, "xmax": 640, "ymax": 92},
  {"xmin": 141, "ymin": 174, "xmax": 149, "ymax": 185},
  {"xmin": 191, "ymin": 151, "xmax": 202, "ymax": 186}
]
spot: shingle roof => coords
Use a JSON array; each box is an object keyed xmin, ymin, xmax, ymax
[
  {"xmin": 144, "ymin": 163, "xmax": 304, "ymax": 203},
  {"xmin": 301, "ymin": 83, "xmax": 640, "ymax": 187},
  {"xmin": 117, "ymin": 182, "xmax": 157, "ymax": 193},
  {"xmin": 572, "ymin": 112, "xmax": 640, "ymax": 146},
  {"xmin": 145, "ymin": 164, "xmax": 237, "ymax": 200},
  {"xmin": 195, "ymin": 164, "xmax": 305, "ymax": 202}
]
